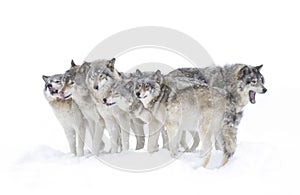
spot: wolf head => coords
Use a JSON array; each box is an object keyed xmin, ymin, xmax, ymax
[
  {"xmin": 133, "ymin": 69, "xmax": 163, "ymax": 107},
  {"xmin": 236, "ymin": 64, "xmax": 267, "ymax": 104},
  {"xmin": 42, "ymin": 74, "xmax": 65, "ymax": 101},
  {"xmin": 103, "ymin": 79, "xmax": 135, "ymax": 111},
  {"xmin": 57, "ymin": 60, "xmax": 82, "ymax": 100},
  {"xmin": 86, "ymin": 58, "xmax": 121, "ymax": 97}
]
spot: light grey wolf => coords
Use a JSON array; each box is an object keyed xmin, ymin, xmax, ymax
[
  {"xmin": 165, "ymin": 84, "xmax": 234, "ymax": 166},
  {"xmin": 86, "ymin": 58, "xmax": 130, "ymax": 153},
  {"xmin": 132, "ymin": 70, "xmax": 171, "ymax": 153},
  {"xmin": 43, "ymin": 73, "xmax": 86, "ymax": 156},
  {"xmin": 104, "ymin": 70, "xmax": 170, "ymax": 152},
  {"xmin": 102, "ymin": 75, "xmax": 146, "ymax": 150},
  {"xmin": 166, "ymin": 64, "xmax": 267, "ymax": 166},
  {"xmin": 60, "ymin": 60, "xmax": 106, "ymax": 156}
]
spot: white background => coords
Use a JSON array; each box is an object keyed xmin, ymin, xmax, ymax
[{"xmin": 0, "ymin": 0, "xmax": 300, "ymax": 195}]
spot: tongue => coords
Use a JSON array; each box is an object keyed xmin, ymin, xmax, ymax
[
  {"xmin": 59, "ymin": 91, "xmax": 65, "ymax": 99},
  {"xmin": 249, "ymin": 91, "xmax": 256, "ymax": 104},
  {"xmin": 50, "ymin": 87, "xmax": 56, "ymax": 93}
]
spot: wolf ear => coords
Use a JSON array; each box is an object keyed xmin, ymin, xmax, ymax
[
  {"xmin": 154, "ymin": 70, "xmax": 163, "ymax": 84},
  {"xmin": 135, "ymin": 69, "xmax": 143, "ymax": 77},
  {"xmin": 71, "ymin": 59, "xmax": 76, "ymax": 68},
  {"xmin": 125, "ymin": 81, "xmax": 134, "ymax": 91},
  {"xmin": 237, "ymin": 66, "xmax": 250, "ymax": 80},
  {"xmin": 256, "ymin": 64, "xmax": 263, "ymax": 71},
  {"xmin": 107, "ymin": 58, "xmax": 116, "ymax": 72},
  {"xmin": 79, "ymin": 62, "xmax": 90, "ymax": 73},
  {"xmin": 42, "ymin": 75, "xmax": 49, "ymax": 82}
]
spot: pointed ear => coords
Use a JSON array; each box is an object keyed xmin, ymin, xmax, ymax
[
  {"xmin": 79, "ymin": 62, "xmax": 90, "ymax": 73},
  {"xmin": 256, "ymin": 64, "xmax": 263, "ymax": 71},
  {"xmin": 107, "ymin": 58, "xmax": 116, "ymax": 72},
  {"xmin": 71, "ymin": 59, "xmax": 76, "ymax": 68},
  {"xmin": 125, "ymin": 81, "xmax": 134, "ymax": 91},
  {"xmin": 42, "ymin": 75, "xmax": 49, "ymax": 82},
  {"xmin": 155, "ymin": 70, "xmax": 162, "ymax": 76},
  {"xmin": 237, "ymin": 66, "xmax": 250, "ymax": 80},
  {"xmin": 154, "ymin": 70, "xmax": 163, "ymax": 84},
  {"xmin": 135, "ymin": 69, "xmax": 143, "ymax": 77}
]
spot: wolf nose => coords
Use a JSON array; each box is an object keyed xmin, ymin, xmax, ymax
[
  {"xmin": 103, "ymin": 98, "xmax": 107, "ymax": 103},
  {"xmin": 47, "ymin": 84, "xmax": 52, "ymax": 88},
  {"xmin": 262, "ymin": 88, "xmax": 267, "ymax": 93},
  {"xmin": 136, "ymin": 92, "xmax": 140, "ymax": 98},
  {"xmin": 94, "ymin": 85, "xmax": 99, "ymax": 90}
]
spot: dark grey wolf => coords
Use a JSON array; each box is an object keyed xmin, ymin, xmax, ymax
[{"xmin": 166, "ymin": 64, "xmax": 267, "ymax": 165}]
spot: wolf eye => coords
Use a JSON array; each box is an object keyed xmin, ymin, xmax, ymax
[
  {"xmin": 54, "ymin": 80, "xmax": 60, "ymax": 84},
  {"xmin": 251, "ymin": 80, "xmax": 257, "ymax": 84}
]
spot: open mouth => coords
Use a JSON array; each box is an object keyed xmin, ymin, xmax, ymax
[
  {"xmin": 249, "ymin": 90, "xmax": 256, "ymax": 104},
  {"xmin": 48, "ymin": 86, "xmax": 58, "ymax": 95}
]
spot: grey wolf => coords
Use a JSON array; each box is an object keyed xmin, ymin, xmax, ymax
[
  {"xmin": 104, "ymin": 70, "xmax": 170, "ymax": 152},
  {"xmin": 86, "ymin": 58, "xmax": 130, "ymax": 153},
  {"xmin": 132, "ymin": 70, "xmax": 170, "ymax": 153},
  {"xmin": 102, "ymin": 75, "xmax": 146, "ymax": 150},
  {"xmin": 60, "ymin": 60, "xmax": 106, "ymax": 156},
  {"xmin": 166, "ymin": 64, "xmax": 267, "ymax": 165},
  {"xmin": 165, "ymin": 84, "xmax": 234, "ymax": 166},
  {"xmin": 167, "ymin": 64, "xmax": 267, "ymax": 111},
  {"xmin": 42, "ymin": 73, "xmax": 86, "ymax": 156}
]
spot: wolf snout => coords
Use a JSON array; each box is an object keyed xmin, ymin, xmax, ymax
[
  {"xmin": 136, "ymin": 92, "xmax": 140, "ymax": 98},
  {"xmin": 262, "ymin": 88, "xmax": 267, "ymax": 93},
  {"xmin": 94, "ymin": 85, "xmax": 99, "ymax": 90},
  {"xmin": 103, "ymin": 98, "xmax": 107, "ymax": 104}
]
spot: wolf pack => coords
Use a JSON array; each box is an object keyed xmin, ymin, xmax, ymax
[{"xmin": 43, "ymin": 58, "xmax": 267, "ymax": 167}]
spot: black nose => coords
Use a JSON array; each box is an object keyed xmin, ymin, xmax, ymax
[
  {"xmin": 94, "ymin": 85, "xmax": 99, "ymax": 90},
  {"xmin": 263, "ymin": 88, "xmax": 267, "ymax": 93},
  {"xmin": 47, "ymin": 84, "xmax": 52, "ymax": 88},
  {"xmin": 136, "ymin": 92, "xmax": 140, "ymax": 97},
  {"xmin": 103, "ymin": 98, "xmax": 107, "ymax": 103}
]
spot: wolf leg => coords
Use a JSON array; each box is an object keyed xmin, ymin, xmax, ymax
[
  {"xmin": 106, "ymin": 120, "xmax": 121, "ymax": 154},
  {"xmin": 120, "ymin": 120, "xmax": 130, "ymax": 151},
  {"xmin": 161, "ymin": 126, "xmax": 169, "ymax": 150},
  {"xmin": 76, "ymin": 123, "xmax": 86, "ymax": 156},
  {"xmin": 147, "ymin": 119, "xmax": 162, "ymax": 153},
  {"xmin": 165, "ymin": 120, "xmax": 180, "ymax": 157},
  {"xmin": 64, "ymin": 127, "xmax": 76, "ymax": 155},
  {"xmin": 131, "ymin": 119, "xmax": 145, "ymax": 150},
  {"xmin": 221, "ymin": 124, "xmax": 237, "ymax": 166},
  {"xmin": 180, "ymin": 131, "xmax": 189, "ymax": 151},
  {"xmin": 91, "ymin": 118, "xmax": 105, "ymax": 156},
  {"xmin": 189, "ymin": 131, "xmax": 200, "ymax": 152},
  {"xmin": 199, "ymin": 117, "xmax": 213, "ymax": 167}
]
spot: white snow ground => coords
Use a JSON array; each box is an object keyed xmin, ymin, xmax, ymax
[{"xmin": 1, "ymin": 1, "xmax": 300, "ymax": 195}]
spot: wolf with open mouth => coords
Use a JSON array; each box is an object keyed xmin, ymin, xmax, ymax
[{"xmin": 43, "ymin": 73, "xmax": 86, "ymax": 156}]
